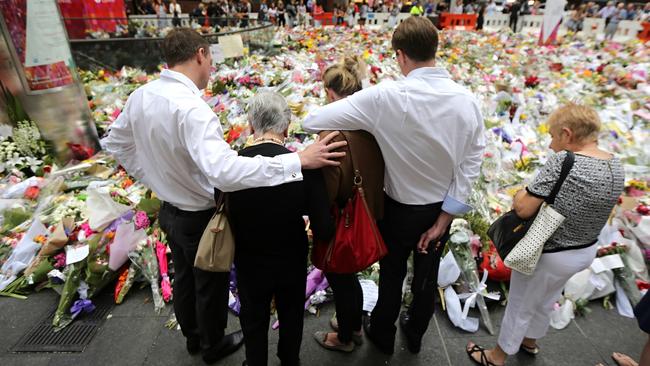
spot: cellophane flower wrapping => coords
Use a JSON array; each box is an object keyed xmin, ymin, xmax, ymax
[
  {"xmin": 53, "ymin": 261, "xmax": 84, "ymax": 330},
  {"xmin": 114, "ymin": 263, "xmax": 139, "ymax": 304},
  {"xmin": 0, "ymin": 219, "xmax": 47, "ymax": 291},
  {"xmin": 84, "ymin": 226, "xmax": 119, "ymax": 299},
  {"xmin": 108, "ymin": 221, "xmax": 146, "ymax": 271},
  {"xmin": 155, "ymin": 239, "xmax": 172, "ymax": 302},
  {"xmin": 129, "ymin": 235, "xmax": 163, "ymax": 313}
]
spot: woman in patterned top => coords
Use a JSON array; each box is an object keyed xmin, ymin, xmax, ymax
[{"xmin": 467, "ymin": 103, "xmax": 625, "ymax": 366}]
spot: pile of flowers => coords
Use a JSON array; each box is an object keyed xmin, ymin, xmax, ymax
[{"xmin": 0, "ymin": 155, "xmax": 176, "ymax": 330}]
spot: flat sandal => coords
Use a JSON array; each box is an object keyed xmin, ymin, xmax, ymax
[
  {"xmin": 520, "ymin": 343, "xmax": 540, "ymax": 356},
  {"xmin": 466, "ymin": 344, "xmax": 504, "ymax": 366}
]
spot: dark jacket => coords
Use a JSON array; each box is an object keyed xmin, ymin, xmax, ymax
[
  {"xmin": 226, "ymin": 143, "xmax": 335, "ymax": 265},
  {"xmin": 318, "ymin": 130, "xmax": 385, "ymax": 221}
]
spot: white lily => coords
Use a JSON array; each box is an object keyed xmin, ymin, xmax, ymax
[
  {"xmin": 24, "ymin": 157, "xmax": 43, "ymax": 172},
  {"xmin": 6, "ymin": 156, "xmax": 24, "ymax": 169}
]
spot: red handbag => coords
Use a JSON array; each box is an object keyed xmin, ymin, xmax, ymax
[{"xmin": 312, "ymin": 169, "xmax": 388, "ymax": 273}]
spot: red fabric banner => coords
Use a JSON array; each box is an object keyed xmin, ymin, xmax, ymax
[
  {"xmin": 58, "ymin": 0, "xmax": 127, "ymax": 39},
  {"xmin": 57, "ymin": 0, "xmax": 85, "ymax": 39}
]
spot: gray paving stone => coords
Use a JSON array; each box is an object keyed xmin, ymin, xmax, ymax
[
  {"xmin": 0, "ymin": 291, "xmax": 58, "ymax": 352},
  {"xmin": 46, "ymin": 315, "xmax": 164, "ymax": 366},
  {"xmin": 573, "ymin": 304, "xmax": 646, "ymax": 363},
  {"xmin": 444, "ymin": 324, "xmax": 606, "ymax": 366},
  {"xmin": 108, "ymin": 286, "xmax": 173, "ymax": 318},
  {"xmin": 1, "ymin": 290, "xmax": 646, "ymax": 366},
  {"xmin": 0, "ymin": 354, "xmax": 51, "ymax": 366}
]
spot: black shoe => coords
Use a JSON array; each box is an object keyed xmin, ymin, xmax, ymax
[
  {"xmin": 186, "ymin": 337, "xmax": 201, "ymax": 355},
  {"xmin": 362, "ymin": 315, "xmax": 394, "ymax": 355},
  {"xmin": 399, "ymin": 311, "xmax": 422, "ymax": 354},
  {"xmin": 242, "ymin": 361, "xmax": 248, "ymax": 366},
  {"xmin": 202, "ymin": 330, "xmax": 245, "ymax": 364}
]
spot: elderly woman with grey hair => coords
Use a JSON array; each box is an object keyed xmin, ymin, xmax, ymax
[{"xmin": 226, "ymin": 92, "xmax": 335, "ymax": 366}]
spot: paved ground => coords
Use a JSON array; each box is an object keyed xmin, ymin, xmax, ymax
[{"xmin": 0, "ymin": 286, "xmax": 645, "ymax": 366}]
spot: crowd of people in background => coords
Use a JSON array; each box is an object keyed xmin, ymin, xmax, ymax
[
  {"xmin": 135, "ymin": 0, "xmax": 255, "ymax": 29},
  {"xmin": 131, "ymin": 0, "xmax": 650, "ymax": 33},
  {"xmin": 565, "ymin": 1, "xmax": 650, "ymax": 39}
]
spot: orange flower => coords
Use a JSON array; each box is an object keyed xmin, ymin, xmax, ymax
[
  {"xmin": 34, "ymin": 235, "xmax": 47, "ymax": 244},
  {"xmin": 583, "ymin": 69, "xmax": 593, "ymax": 78},
  {"xmin": 121, "ymin": 178, "xmax": 134, "ymax": 189}
]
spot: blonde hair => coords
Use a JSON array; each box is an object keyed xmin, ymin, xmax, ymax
[
  {"xmin": 322, "ymin": 56, "xmax": 366, "ymax": 98},
  {"xmin": 547, "ymin": 103, "xmax": 602, "ymax": 142}
]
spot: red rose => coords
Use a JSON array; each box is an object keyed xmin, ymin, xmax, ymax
[
  {"xmin": 637, "ymin": 205, "xmax": 650, "ymax": 215},
  {"xmin": 24, "ymin": 186, "xmax": 40, "ymax": 200},
  {"xmin": 525, "ymin": 76, "xmax": 540, "ymax": 88}
]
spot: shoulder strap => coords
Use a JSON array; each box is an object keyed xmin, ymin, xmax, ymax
[
  {"xmin": 546, "ymin": 151, "xmax": 575, "ymax": 205},
  {"xmin": 343, "ymin": 131, "xmax": 364, "ymax": 187},
  {"xmin": 214, "ymin": 189, "xmax": 226, "ymax": 213}
]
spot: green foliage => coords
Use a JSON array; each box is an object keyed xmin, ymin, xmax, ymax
[
  {"xmin": 574, "ymin": 298, "xmax": 592, "ymax": 316},
  {"xmin": 463, "ymin": 210, "xmax": 491, "ymax": 251},
  {"xmin": 0, "ymin": 80, "xmax": 30, "ymax": 125},
  {"xmin": 1, "ymin": 207, "xmax": 32, "ymax": 233},
  {"xmin": 137, "ymin": 197, "xmax": 162, "ymax": 216}
]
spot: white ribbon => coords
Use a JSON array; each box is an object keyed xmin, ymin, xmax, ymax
[
  {"xmin": 457, "ymin": 270, "xmax": 501, "ymax": 320},
  {"xmin": 438, "ymin": 253, "xmax": 499, "ymax": 333}
]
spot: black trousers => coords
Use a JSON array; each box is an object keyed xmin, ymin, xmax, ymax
[
  {"xmin": 236, "ymin": 257, "xmax": 306, "ymax": 366},
  {"xmin": 510, "ymin": 16, "xmax": 518, "ymax": 32},
  {"xmin": 325, "ymin": 272, "xmax": 363, "ymax": 343},
  {"xmin": 370, "ymin": 195, "xmax": 450, "ymax": 347},
  {"xmin": 159, "ymin": 203, "xmax": 229, "ymax": 350}
]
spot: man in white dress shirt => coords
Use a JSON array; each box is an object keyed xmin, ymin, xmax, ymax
[
  {"xmin": 303, "ymin": 16, "xmax": 485, "ymax": 355},
  {"xmin": 102, "ymin": 28, "xmax": 346, "ymax": 365}
]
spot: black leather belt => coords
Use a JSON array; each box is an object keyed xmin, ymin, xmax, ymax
[{"xmin": 161, "ymin": 202, "xmax": 215, "ymax": 217}]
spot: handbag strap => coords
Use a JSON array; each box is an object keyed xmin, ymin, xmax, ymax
[
  {"xmin": 344, "ymin": 132, "xmax": 364, "ymax": 188},
  {"xmin": 546, "ymin": 151, "xmax": 575, "ymax": 205},
  {"xmin": 214, "ymin": 189, "xmax": 227, "ymax": 213}
]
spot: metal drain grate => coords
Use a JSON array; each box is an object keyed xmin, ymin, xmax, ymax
[{"xmin": 12, "ymin": 292, "xmax": 114, "ymax": 353}]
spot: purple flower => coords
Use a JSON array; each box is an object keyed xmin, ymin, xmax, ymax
[{"xmin": 134, "ymin": 211, "xmax": 150, "ymax": 230}]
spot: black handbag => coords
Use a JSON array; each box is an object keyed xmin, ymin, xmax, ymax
[{"xmin": 488, "ymin": 151, "xmax": 575, "ymax": 260}]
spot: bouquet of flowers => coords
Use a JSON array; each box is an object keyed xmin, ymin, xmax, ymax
[
  {"xmin": 128, "ymin": 229, "xmax": 164, "ymax": 314},
  {"xmin": 447, "ymin": 224, "xmax": 500, "ymax": 335},
  {"xmin": 53, "ymin": 222, "xmax": 121, "ymax": 329},
  {"xmin": 114, "ymin": 263, "xmax": 139, "ymax": 304},
  {"xmin": 597, "ymin": 243, "xmax": 642, "ymax": 307},
  {"xmin": 156, "ymin": 239, "xmax": 172, "ymax": 302},
  {"xmin": 0, "ymin": 120, "xmax": 53, "ymax": 178},
  {"xmin": 1, "ymin": 218, "xmax": 74, "ymax": 297}
]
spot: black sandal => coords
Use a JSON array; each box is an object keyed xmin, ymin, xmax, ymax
[{"xmin": 466, "ymin": 344, "xmax": 504, "ymax": 366}]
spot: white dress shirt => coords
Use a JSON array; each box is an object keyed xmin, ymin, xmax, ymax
[
  {"xmin": 102, "ymin": 69, "xmax": 302, "ymax": 211},
  {"xmin": 303, "ymin": 67, "xmax": 485, "ymax": 215}
]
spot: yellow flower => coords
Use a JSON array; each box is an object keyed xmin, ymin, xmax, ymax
[
  {"xmin": 628, "ymin": 179, "xmax": 648, "ymax": 191},
  {"xmin": 514, "ymin": 156, "xmax": 532, "ymax": 171},
  {"xmin": 537, "ymin": 123, "xmax": 549, "ymax": 135}
]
